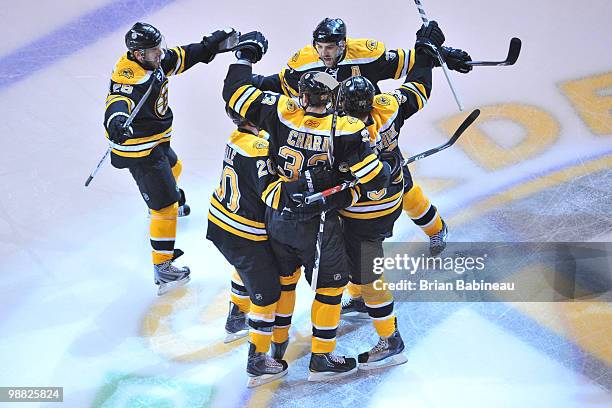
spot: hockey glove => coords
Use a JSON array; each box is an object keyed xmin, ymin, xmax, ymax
[
  {"xmin": 202, "ymin": 28, "xmax": 238, "ymax": 54},
  {"xmin": 234, "ymin": 31, "xmax": 268, "ymax": 63},
  {"xmin": 107, "ymin": 114, "xmax": 133, "ymax": 144},
  {"xmin": 284, "ymin": 165, "xmax": 341, "ymax": 202},
  {"xmin": 379, "ymin": 150, "xmax": 403, "ymax": 181},
  {"xmin": 415, "ymin": 21, "xmax": 445, "ymax": 58},
  {"xmin": 437, "ymin": 46, "xmax": 473, "ymax": 73},
  {"xmin": 281, "ymin": 189, "xmax": 353, "ymax": 221}
]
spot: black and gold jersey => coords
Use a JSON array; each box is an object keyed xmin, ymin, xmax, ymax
[
  {"xmin": 104, "ymin": 43, "xmax": 215, "ymax": 168},
  {"xmin": 223, "ymin": 63, "xmax": 391, "ymax": 211},
  {"xmin": 254, "ymin": 38, "xmax": 414, "ymax": 97},
  {"xmin": 207, "ymin": 130, "xmax": 273, "ymax": 244},
  {"xmin": 339, "ymin": 55, "xmax": 432, "ymax": 221}
]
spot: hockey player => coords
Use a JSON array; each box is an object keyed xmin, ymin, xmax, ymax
[
  {"xmin": 252, "ymin": 17, "xmax": 472, "ymax": 96},
  {"xmin": 104, "ymin": 22, "xmax": 237, "ymax": 295},
  {"xmin": 206, "ymin": 107, "xmax": 293, "ymax": 387},
  {"xmin": 223, "ymin": 31, "xmax": 393, "ymax": 380},
  {"xmin": 338, "ymin": 22, "xmax": 446, "ymax": 369}
]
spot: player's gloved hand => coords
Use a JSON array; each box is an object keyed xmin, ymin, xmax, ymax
[
  {"xmin": 415, "ymin": 21, "xmax": 445, "ymax": 58},
  {"xmin": 284, "ymin": 165, "xmax": 341, "ymax": 200},
  {"xmin": 234, "ymin": 31, "xmax": 268, "ymax": 63},
  {"xmin": 202, "ymin": 28, "xmax": 239, "ymax": 54},
  {"xmin": 379, "ymin": 150, "xmax": 403, "ymax": 181},
  {"xmin": 107, "ymin": 115, "xmax": 133, "ymax": 144},
  {"xmin": 437, "ymin": 46, "xmax": 472, "ymax": 73},
  {"xmin": 281, "ymin": 189, "xmax": 353, "ymax": 221}
]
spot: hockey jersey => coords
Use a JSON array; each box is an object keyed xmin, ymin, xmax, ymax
[
  {"xmin": 104, "ymin": 43, "xmax": 215, "ymax": 168},
  {"xmin": 223, "ymin": 64, "xmax": 391, "ymax": 211},
  {"xmin": 339, "ymin": 56, "xmax": 432, "ymax": 220},
  {"xmin": 207, "ymin": 130, "xmax": 273, "ymax": 244},
  {"xmin": 254, "ymin": 38, "xmax": 414, "ymax": 96}
]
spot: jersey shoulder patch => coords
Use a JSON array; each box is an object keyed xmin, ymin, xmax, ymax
[
  {"xmin": 229, "ymin": 131, "xmax": 269, "ymax": 158},
  {"xmin": 374, "ymin": 93, "xmax": 400, "ymax": 109},
  {"xmin": 111, "ymin": 53, "xmax": 152, "ymax": 85},
  {"xmin": 286, "ymin": 45, "xmax": 321, "ymax": 71},
  {"xmin": 345, "ymin": 38, "xmax": 386, "ymax": 62}
]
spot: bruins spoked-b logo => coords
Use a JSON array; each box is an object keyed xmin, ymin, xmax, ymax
[
  {"xmin": 155, "ymin": 80, "xmax": 169, "ymax": 117},
  {"xmin": 119, "ymin": 68, "xmax": 134, "ymax": 79}
]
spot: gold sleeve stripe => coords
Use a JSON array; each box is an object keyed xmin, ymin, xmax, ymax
[
  {"xmin": 208, "ymin": 212, "xmax": 268, "ymax": 241},
  {"xmin": 210, "ymin": 196, "xmax": 265, "ymax": 228},
  {"xmin": 357, "ymin": 161, "xmax": 383, "ymax": 184},
  {"xmin": 261, "ymin": 180, "xmax": 283, "ymax": 209},
  {"xmin": 228, "ymin": 85, "xmax": 251, "ymax": 110},
  {"xmin": 350, "ymin": 153, "xmax": 377, "ymax": 174},
  {"xmin": 393, "ymin": 49, "xmax": 406, "ymax": 79},
  {"xmin": 238, "ymin": 87, "xmax": 262, "ymax": 117},
  {"xmin": 407, "ymin": 48, "xmax": 415, "ymax": 74},
  {"xmin": 401, "ymin": 82, "xmax": 428, "ymax": 110},
  {"xmin": 105, "ymin": 95, "xmax": 134, "ymax": 112},
  {"xmin": 178, "ymin": 46, "xmax": 186, "ymax": 74}
]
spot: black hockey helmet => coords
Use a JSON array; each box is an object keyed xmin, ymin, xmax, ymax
[
  {"xmin": 125, "ymin": 22, "xmax": 162, "ymax": 52},
  {"xmin": 298, "ymin": 72, "xmax": 333, "ymax": 108},
  {"xmin": 225, "ymin": 105, "xmax": 248, "ymax": 127},
  {"xmin": 312, "ymin": 18, "xmax": 346, "ymax": 45},
  {"xmin": 340, "ymin": 76, "xmax": 376, "ymax": 116}
]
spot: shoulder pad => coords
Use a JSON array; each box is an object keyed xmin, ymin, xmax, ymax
[
  {"xmin": 336, "ymin": 116, "xmax": 366, "ymax": 136},
  {"xmin": 373, "ymin": 93, "xmax": 400, "ymax": 109},
  {"xmin": 345, "ymin": 38, "xmax": 386, "ymax": 62},
  {"xmin": 229, "ymin": 131, "xmax": 269, "ymax": 157},
  {"xmin": 111, "ymin": 53, "xmax": 152, "ymax": 85},
  {"xmin": 287, "ymin": 45, "xmax": 322, "ymax": 71}
]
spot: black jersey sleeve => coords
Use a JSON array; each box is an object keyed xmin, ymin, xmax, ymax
[
  {"xmin": 336, "ymin": 129, "xmax": 391, "ymax": 192},
  {"xmin": 161, "ymin": 43, "xmax": 216, "ymax": 76},
  {"xmin": 371, "ymin": 48, "xmax": 416, "ymax": 81},
  {"xmin": 393, "ymin": 52, "xmax": 433, "ymax": 121},
  {"xmin": 223, "ymin": 63, "xmax": 282, "ymax": 131}
]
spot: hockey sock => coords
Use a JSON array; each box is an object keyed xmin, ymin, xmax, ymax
[
  {"xmin": 360, "ymin": 279, "xmax": 396, "ymax": 338},
  {"xmin": 347, "ymin": 281, "xmax": 362, "ymax": 298},
  {"xmin": 248, "ymin": 303, "xmax": 276, "ymax": 353},
  {"xmin": 272, "ymin": 269, "xmax": 301, "ymax": 344},
  {"xmin": 311, "ymin": 287, "xmax": 344, "ymax": 353},
  {"xmin": 403, "ymin": 184, "xmax": 443, "ymax": 236},
  {"xmin": 171, "ymin": 159, "xmax": 183, "ymax": 182},
  {"xmin": 150, "ymin": 203, "xmax": 178, "ymax": 264},
  {"xmin": 230, "ymin": 270, "xmax": 251, "ymax": 313}
]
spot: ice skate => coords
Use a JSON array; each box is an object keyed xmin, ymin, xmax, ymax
[
  {"xmin": 246, "ymin": 343, "xmax": 288, "ymax": 388},
  {"xmin": 308, "ymin": 352, "xmax": 357, "ymax": 381},
  {"xmin": 154, "ymin": 249, "xmax": 190, "ymax": 296},
  {"xmin": 270, "ymin": 339, "xmax": 289, "ymax": 361},
  {"xmin": 340, "ymin": 296, "xmax": 369, "ymax": 319},
  {"xmin": 224, "ymin": 301, "xmax": 249, "ymax": 343},
  {"xmin": 358, "ymin": 329, "xmax": 407, "ymax": 370},
  {"xmin": 429, "ymin": 219, "xmax": 448, "ymax": 256}
]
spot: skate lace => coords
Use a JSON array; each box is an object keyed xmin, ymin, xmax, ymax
[
  {"xmin": 328, "ymin": 352, "xmax": 346, "ymax": 364},
  {"xmin": 341, "ymin": 297, "xmax": 354, "ymax": 308},
  {"xmin": 265, "ymin": 356, "xmax": 282, "ymax": 368},
  {"xmin": 372, "ymin": 337, "xmax": 389, "ymax": 353},
  {"xmin": 430, "ymin": 232, "xmax": 443, "ymax": 247}
]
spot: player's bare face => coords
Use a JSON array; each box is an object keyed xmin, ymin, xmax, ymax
[
  {"xmin": 136, "ymin": 46, "xmax": 163, "ymax": 70},
  {"xmin": 315, "ymin": 42, "xmax": 341, "ymax": 68}
]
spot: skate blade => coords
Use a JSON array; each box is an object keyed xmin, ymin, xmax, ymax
[
  {"xmin": 246, "ymin": 368, "xmax": 288, "ymax": 388},
  {"xmin": 358, "ymin": 353, "xmax": 408, "ymax": 371},
  {"xmin": 307, "ymin": 366, "xmax": 358, "ymax": 382},
  {"xmin": 157, "ymin": 276, "xmax": 191, "ymax": 296},
  {"xmin": 341, "ymin": 311, "xmax": 370, "ymax": 320},
  {"xmin": 224, "ymin": 329, "xmax": 248, "ymax": 344}
]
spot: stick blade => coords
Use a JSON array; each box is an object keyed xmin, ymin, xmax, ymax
[
  {"xmin": 312, "ymin": 72, "xmax": 340, "ymax": 90},
  {"xmin": 504, "ymin": 37, "xmax": 521, "ymax": 65},
  {"xmin": 450, "ymin": 109, "xmax": 480, "ymax": 142}
]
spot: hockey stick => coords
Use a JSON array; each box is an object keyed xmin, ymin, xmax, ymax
[
  {"xmin": 304, "ymin": 108, "xmax": 481, "ymax": 204},
  {"xmin": 309, "ymin": 72, "xmax": 342, "ymax": 291},
  {"xmin": 84, "ymin": 68, "xmax": 161, "ymax": 187},
  {"xmin": 413, "ymin": 0, "xmax": 464, "ymax": 111},
  {"xmin": 466, "ymin": 37, "xmax": 521, "ymax": 66}
]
